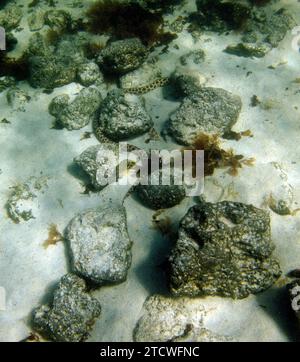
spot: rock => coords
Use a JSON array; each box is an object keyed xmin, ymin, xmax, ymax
[
  {"xmin": 95, "ymin": 89, "xmax": 153, "ymax": 141},
  {"xmin": 97, "ymin": 38, "xmax": 148, "ymax": 74},
  {"xmin": 29, "ymin": 54, "xmax": 77, "ymax": 89},
  {"xmin": 224, "ymin": 42, "xmax": 271, "ymax": 58},
  {"xmin": 180, "ymin": 49, "xmax": 206, "ymax": 66},
  {"xmin": 168, "ymin": 87, "xmax": 242, "ymax": 145},
  {"xmin": 0, "ymin": 76, "xmax": 16, "ymax": 93},
  {"xmin": 0, "ymin": 4, "xmax": 22, "ymax": 31},
  {"xmin": 48, "ymin": 94, "xmax": 70, "ymax": 117},
  {"xmin": 6, "ymin": 87, "xmax": 30, "ymax": 111},
  {"xmin": 135, "ymin": 170, "xmax": 186, "ymax": 210},
  {"xmin": 54, "ymin": 87, "xmax": 102, "ymax": 130},
  {"xmin": 33, "ymin": 273, "xmax": 101, "ymax": 342},
  {"xmin": 44, "ymin": 9, "xmax": 71, "ymax": 30},
  {"xmin": 134, "ymin": 295, "xmax": 232, "ymax": 342},
  {"xmin": 74, "ymin": 143, "xmax": 119, "ymax": 190},
  {"xmin": 171, "ymin": 67, "xmax": 207, "ymax": 97},
  {"xmin": 287, "ymin": 279, "xmax": 300, "ymax": 324},
  {"xmin": 28, "ymin": 9, "xmax": 45, "ymax": 31},
  {"xmin": 66, "ymin": 207, "xmax": 132, "ymax": 285},
  {"xmin": 168, "ymin": 201, "xmax": 281, "ymax": 299},
  {"xmin": 77, "ymin": 62, "xmax": 103, "ymax": 87}
]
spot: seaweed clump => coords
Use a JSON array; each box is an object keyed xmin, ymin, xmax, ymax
[
  {"xmin": 86, "ymin": 0, "xmax": 176, "ymax": 45},
  {"xmin": 185, "ymin": 133, "xmax": 255, "ymax": 177}
]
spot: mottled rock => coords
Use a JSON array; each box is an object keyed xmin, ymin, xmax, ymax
[
  {"xmin": 171, "ymin": 67, "xmax": 207, "ymax": 97},
  {"xmin": 44, "ymin": 9, "xmax": 71, "ymax": 30},
  {"xmin": 29, "ymin": 54, "xmax": 77, "ymax": 89},
  {"xmin": 136, "ymin": 171, "xmax": 186, "ymax": 210},
  {"xmin": 168, "ymin": 87, "xmax": 242, "ymax": 145},
  {"xmin": 48, "ymin": 94, "xmax": 70, "ymax": 117},
  {"xmin": 6, "ymin": 87, "xmax": 30, "ymax": 111},
  {"xmin": 287, "ymin": 279, "xmax": 300, "ymax": 324},
  {"xmin": 74, "ymin": 143, "xmax": 119, "ymax": 190},
  {"xmin": 0, "ymin": 76, "xmax": 16, "ymax": 93},
  {"xmin": 33, "ymin": 274, "xmax": 101, "ymax": 342},
  {"xmin": 28, "ymin": 9, "xmax": 45, "ymax": 31},
  {"xmin": 66, "ymin": 207, "xmax": 132, "ymax": 285},
  {"xmin": 180, "ymin": 49, "xmax": 206, "ymax": 66},
  {"xmin": 77, "ymin": 62, "xmax": 103, "ymax": 87},
  {"xmin": 169, "ymin": 201, "xmax": 281, "ymax": 299},
  {"xmin": 225, "ymin": 42, "xmax": 271, "ymax": 58},
  {"xmin": 0, "ymin": 4, "xmax": 22, "ymax": 31},
  {"xmin": 95, "ymin": 89, "xmax": 153, "ymax": 141},
  {"xmin": 134, "ymin": 295, "xmax": 232, "ymax": 342},
  {"xmin": 54, "ymin": 87, "xmax": 102, "ymax": 130},
  {"xmin": 97, "ymin": 38, "xmax": 148, "ymax": 74}
]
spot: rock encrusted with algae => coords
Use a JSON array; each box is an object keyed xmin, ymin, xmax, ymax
[
  {"xmin": 6, "ymin": 87, "xmax": 30, "ymax": 111},
  {"xmin": 168, "ymin": 201, "xmax": 281, "ymax": 299},
  {"xmin": 49, "ymin": 87, "xmax": 102, "ymax": 130},
  {"xmin": 77, "ymin": 62, "xmax": 103, "ymax": 87},
  {"xmin": 134, "ymin": 295, "xmax": 232, "ymax": 342},
  {"xmin": 74, "ymin": 143, "xmax": 119, "ymax": 191},
  {"xmin": 94, "ymin": 89, "xmax": 153, "ymax": 141},
  {"xmin": 66, "ymin": 207, "xmax": 132, "ymax": 285},
  {"xmin": 287, "ymin": 279, "xmax": 300, "ymax": 324},
  {"xmin": 168, "ymin": 87, "xmax": 242, "ymax": 145},
  {"xmin": 97, "ymin": 38, "xmax": 148, "ymax": 74},
  {"xmin": 0, "ymin": 3, "xmax": 22, "ymax": 31},
  {"xmin": 33, "ymin": 274, "xmax": 101, "ymax": 342},
  {"xmin": 225, "ymin": 43, "xmax": 271, "ymax": 58}
]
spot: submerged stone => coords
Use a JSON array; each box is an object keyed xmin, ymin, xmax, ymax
[
  {"xmin": 51, "ymin": 87, "xmax": 102, "ymax": 130},
  {"xmin": 33, "ymin": 274, "xmax": 101, "ymax": 342},
  {"xmin": 168, "ymin": 87, "xmax": 242, "ymax": 145},
  {"xmin": 95, "ymin": 89, "xmax": 153, "ymax": 141},
  {"xmin": 66, "ymin": 207, "xmax": 132, "ymax": 285},
  {"xmin": 97, "ymin": 38, "xmax": 148, "ymax": 74},
  {"xmin": 225, "ymin": 42, "xmax": 271, "ymax": 58},
  {"xmin": 168, "ymin": 201, "xmax": 281, "ymax": 299}
]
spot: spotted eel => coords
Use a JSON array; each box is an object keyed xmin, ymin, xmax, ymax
[{"xmin": 122, "ymin": 77, "xmax": 169, "ymax": 95}]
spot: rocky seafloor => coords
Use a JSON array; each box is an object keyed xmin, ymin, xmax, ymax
[{"xmin": 0, "ymin": 0, "xmax": 300, "ymax": 342}]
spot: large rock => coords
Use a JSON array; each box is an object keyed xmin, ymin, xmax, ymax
[
  {"xmin": 33, "ymin": 274, "xmax": 101, "ymax": 342},
  {"xmin": 97, "ymin": 38, "xmax": 148, "ymax": 74},
  {"xmin": 94, "ymin": 89, "xmax": 153, "ymax": 141},
  {"xmin": 50, "ymin": 87, "xmax": 102, "ymax": 130},
  {"xmin": 66, "ymin": 207, "xmax": 132, "ymax": 285},
  {"xmin": 74, "ymin": 143, "xmax": 119, "ymax": 190},
  {"xmin": 168, "ymin": 201, "xmax": 281, "ymax": 299},
  {"xmin": 134, "ymin": 295, "xmax": 232, "ymax": 342},
  {"xmin": 168, "ymin": 87, "xmax": 242, "ymax": 145}
]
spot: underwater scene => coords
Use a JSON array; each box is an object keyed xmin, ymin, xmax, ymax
[{"xmin": 0, "ymin": 0, "xmax": 300, "ymax": 343}]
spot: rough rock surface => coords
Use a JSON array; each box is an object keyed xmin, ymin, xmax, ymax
[
  {"xmin": 287, "ymin": 279, "xmax": 300, "ymax": 324},
  {"xmin": 0, "ymin": 4, "xmax": 22, "ymax": 31},
  {"xmin": 77, "ymin": 62, "xmax": 103, "ymax": 87},
  {"xmin": 134, "ymin": 295, "xmax": 232, "ymax": 342},
  {"xmin": 51, "ymin": 87, "xmax": 102, "ymax": 130},
  {"xmin": 66, "ymin": 207, "xmax": 132, "ymax": 285},
  {"xmin": 6, "ymin": 87, "xmax": 30, "ymax": 111},
  {"xmin": 168, "ymin": 87, "xmax": 242, "ymax": 145},
  {"xmin": 95, "ymin": 89, "xmax": 153, "ymax": 141},
  {"xmin": 168, "ymin": 201, "xmax": 281, "ymax": 299},
  {"xmin": 97, "ymin": 38, "xmax": 148, "ymax": 74},
  {"xmin": 74, "ymin": 143, "xmax": 119, "ymax": 190},
  {"xmin": 33, "ymin": 274, "xmax": 101, "ymax": 342}
]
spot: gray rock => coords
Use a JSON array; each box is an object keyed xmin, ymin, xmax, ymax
[
  {"xmin": 168, "ymin": 87, "xmax": 242, "ymax": 145},
  {"xmin": 77, "ymin": 62, "xmax": 103, "ymax": 87},
  {"xmin": 136, "ymin": 171, "xmax": 186, "ymax": 210},
  {"xmin": 171, "ymin": 67, "xmax": 207, "ymax": 97},
  {"xmin": 180, "ymin": 49, "xmax": 206, "ymax": 66},
  {"xmin": 33, "ymin": 273, "xmax": 101, "ymax": 342},
  {"xmin": 134, "ymin": 295, "xmax": 232, "ymax": 342},
  {"xmin": 55, "ymin": 87, "xmax": 102, "ymax": 130},
  {"xmin": 28, "ymin": 9, "xmax": 45, "ymax": 31},
  {"xmin": 66, "ymin": 207, "xmax": 132, "ymax": 285},
  {"xmin": 168, "ymin": 201, "xmax": 281, "ymax": 299},
  {"xmin": 95, "ymin": 89, "xmax": 153, "ymax": 141},
  {"xmin": 74, "ymin": 143, "xmax": 119, "ymax": 190},
  {"xmin": 0, "ymin": 4, "xmax": 22, "ymax": 31},
  {"xmin": 97, "ymin": 38, "xmax": 148, "ymax": 74},
  {"xmin": 44, "ymin": 9, "xmax": 71, "ymax": 30},
  {"xmin": 48, "ymin": 94, "xmax": 70, "ymax": 117},
  {"xmin": 287, "ymin": 279, "xmax": 300, "ymax": 325},
  {"xmin": 224, "ymin": 42, "xmax": 271, "ymax": 58},
  {"xmin": 0, "ymin": 76, "xmax": 16, "ymax": 93},
  {"xmin": 6, "ymin": 87, "xmax": 30, "ymax": 111},
  {"xmin": 29, "ymin": 54, "xmax": 77, "ymax": 89}
]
